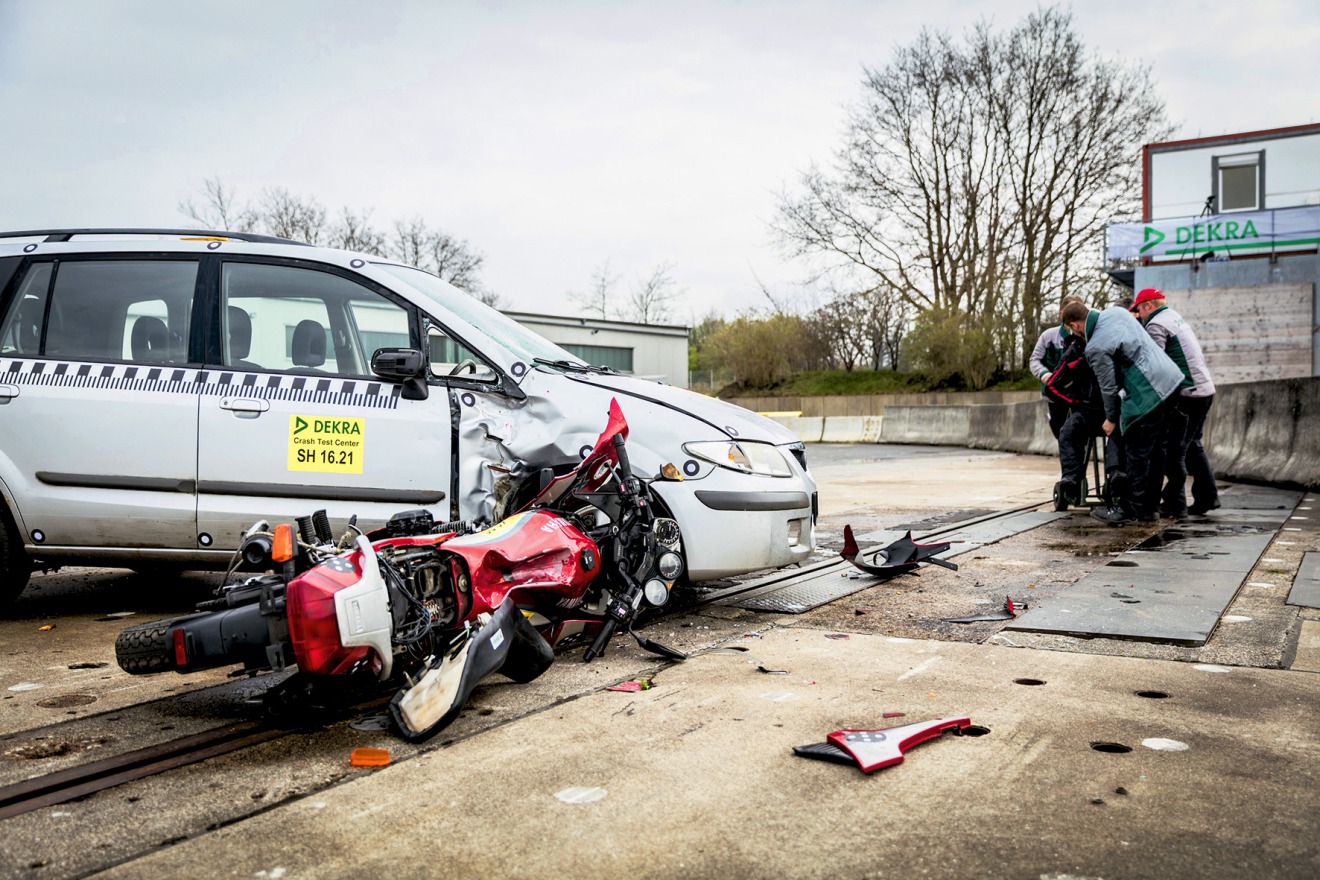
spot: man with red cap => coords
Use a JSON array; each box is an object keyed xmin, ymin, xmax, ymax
[
  {"xmin": 1059, "ymin": 300, "xmax": 1184, "ymax": 525},
  {"xmin": 1132, "ymin": 287, "xmax": 1220, "ymax": 516}
]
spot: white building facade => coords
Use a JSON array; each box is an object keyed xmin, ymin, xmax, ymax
[{"xmin": 1105, "ymin": 123, "xmax": 1320, "ymax": 381}]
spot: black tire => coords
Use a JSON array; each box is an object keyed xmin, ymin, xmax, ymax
[
  {"xmin": 115, "ymin": 621, "xmax": 175, "ymax": 675},
  {"xmin": 0, "ymin": 507, "xmax": 32, "ymax": 605},
  {"xmin": 1052, "ymin": 481, "xmax": 1068, "ymax": 512}
]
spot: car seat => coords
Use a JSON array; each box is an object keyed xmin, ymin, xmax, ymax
[
  {"xmin": 130, "ymin": 316, "xmax": 171, "ymax": 363},
  {"xmin": 290, "ymin": 318, "xmax": 329, "ymax": 371},
  {"xmin": 227, "ymin": 305, "xmax": 262, "ymax": 371}
]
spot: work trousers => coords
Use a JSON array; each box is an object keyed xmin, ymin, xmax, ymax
[
  {"xmin": 1046, "ymin": 400, "xmax": 1070, "ymax": 440},
  {"xmin": 1060, "ymin": 408, "xmax": 1124, "ymax": 500},
  {"xmin": 1121, "ymin": 397, "xmax": 1174, "ymax": 520},
  {"xmin": 1162, "ymin": 394, "xmax": 1217, "ymax": 511}
]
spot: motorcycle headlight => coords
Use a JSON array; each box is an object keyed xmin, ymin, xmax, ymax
[
  {"xmin": 657, "ymin": 551, "xmax": 684, "ymax": 581},
  {"xmin": 682, "ymin": 441, "xmax": 793, "ymax": 477},
  {"xmin": 643, "ymin": 578, "xmax": 670, "ymax": 607}
]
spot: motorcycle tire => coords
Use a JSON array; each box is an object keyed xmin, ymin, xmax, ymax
[{"xmin": 115, "ymin": 622, "xmax": 175, "ymax": 674}]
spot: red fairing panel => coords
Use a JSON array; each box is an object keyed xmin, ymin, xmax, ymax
[{"xmin": 441, "ymin": 510, "xmax": 599, "ymax": 613}]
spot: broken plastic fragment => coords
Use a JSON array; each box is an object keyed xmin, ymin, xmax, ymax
[
  {"xmin": 606, "ymin": 679, "xmax": 651, "ymax": 692},
  {"xmin": 757, "ymin": 665, "xmax": 788, "ymax": 675},
  {"xmin": 941, "ymin": 596, "xmax": 1025, "ymax": 624},
  {"xmin": 349, "ymin": 747, "xmax": 390, "ymax": 768},
  {"xmin": 824, "ymin": 633, "xmax": 850, "ymax": 640},
  {"xmin": 882, "ymin": 711, "xmax": 906, "ymax": 719},
  {"xmin": 795, "ymin": 717, "xmax": 971, "ymax": 773},
  {"xmin": 38, "ymin": 625, "xmax": 55, "ymax": 632},
  {"xmin": 840, "ymin": 525, "xmax": 959, "ymax": 578}
]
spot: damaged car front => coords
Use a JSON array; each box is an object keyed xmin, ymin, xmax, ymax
[{"xmin": 368, "ymin": 263, "xmax": 818, "ymax": 582}]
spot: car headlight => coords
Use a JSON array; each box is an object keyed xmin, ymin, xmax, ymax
[{"xmin": 682, "ymin": 440, "xmax": 794, "ymax": 477}]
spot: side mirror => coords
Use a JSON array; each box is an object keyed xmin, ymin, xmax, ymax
[{"xmin": 371, "ymin": 348, "xmax": 429, "ymax": 401}]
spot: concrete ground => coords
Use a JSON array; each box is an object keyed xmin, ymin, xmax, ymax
[{"xmin": 1, "ymin": 444, "xmax": 1316, "ymax": 880}]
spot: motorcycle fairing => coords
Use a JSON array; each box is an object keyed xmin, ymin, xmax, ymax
[
  {"xmin": 333, "ymin": 536, "xmax": 397, "ymax": 680},
  {"xmin": 389, "ymin": 597, "xmax": 553, "ymax": 742},
  {"xmin": 825, "ymin": 717, "xmax": 971, "ymax": 772},
  {"xmin": 441, "ymin": 510, "xmax": 599, "ymax": 611},
  {"xmin": 840, "ymin": 525, "xmax": 958, "ymax": 578}
]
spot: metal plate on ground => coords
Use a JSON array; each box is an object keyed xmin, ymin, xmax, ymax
[
  {"xmin": 714, "ymin": 509, "xmax": 1068, "ymax": 614},
  {"xmin": 1287, "ymin": 552, "xmax": 1320, "ymax": 609},
  {"xmin": 1007, "ymin": 487, "xmax": 1299, "ymax": 645}
]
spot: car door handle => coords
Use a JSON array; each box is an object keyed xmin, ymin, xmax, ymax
[
  {"xmin": 219, "ymin": 397, "xmax": 270, "ymax": 416},
  {"xmin": 0, "ymin": 384, "xmax": 18, "ymax": 403}
]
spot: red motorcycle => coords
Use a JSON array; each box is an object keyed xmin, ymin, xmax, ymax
[{"xmin": 115, "ymin": 400, "xmax": 686, "ymax": 741}]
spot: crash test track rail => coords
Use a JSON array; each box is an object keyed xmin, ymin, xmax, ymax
[
  {"xmin": 0, "ymin": 720, "xmax": 288, "ymax": 821},
  {"xmin": 692, "ymin": 499, "xmax": 1052, "ymax": 608}
]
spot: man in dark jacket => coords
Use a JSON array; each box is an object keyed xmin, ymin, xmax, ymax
[
  {"xmin": 1132, "ymin": 287, "xmax": 1220, "ymax": 516},
  {"xmin": 1060, "ymin": 302, "xmax": 1185, "ymax": 525}
]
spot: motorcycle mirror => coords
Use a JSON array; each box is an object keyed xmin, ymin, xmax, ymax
[{"xmin": 630, "ymin": 629, "xmax": 687, "ymax": 662}]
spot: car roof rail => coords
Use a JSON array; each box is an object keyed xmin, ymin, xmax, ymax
[{"xmin": 0, "ymin": 228, "xmax": 310, "ymax": 246}]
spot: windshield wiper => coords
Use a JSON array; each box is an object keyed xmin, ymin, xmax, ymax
[{"xmin": 532, "ymin": 358, "xmax": 617, "ymax": 375}]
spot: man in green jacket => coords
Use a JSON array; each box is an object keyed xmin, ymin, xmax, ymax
[{"xmin": 1060, "ymin": 302, "xmax": 1185, "ymax": 525}]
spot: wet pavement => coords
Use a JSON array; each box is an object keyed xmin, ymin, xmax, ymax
[{"xmin": 0, "ymin": 443, "xmax": 1317, "ymax": 879}]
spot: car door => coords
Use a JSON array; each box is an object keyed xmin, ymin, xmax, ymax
[
  {"xmin": 195, "ymin": 259, "xmax": 454, "ymax": 549},
  {"xmin": 0, "ymin": 256, "xmax": 201, "ymax": 553}
]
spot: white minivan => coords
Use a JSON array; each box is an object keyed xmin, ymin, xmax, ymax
[{"xmin": 0, "ymin": 229, "xmax": 817, "ymax": 603}]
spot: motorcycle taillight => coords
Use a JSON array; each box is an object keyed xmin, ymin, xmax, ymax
[{"xmin": 285, "ymin": 566, "xmax": 370, "ymax": 676}]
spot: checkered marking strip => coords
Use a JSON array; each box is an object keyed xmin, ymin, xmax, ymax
[{"xmin": 2, "ymin": 360, "xmax": 402, "ymax": 409}]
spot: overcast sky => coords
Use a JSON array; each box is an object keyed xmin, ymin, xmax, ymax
[{"xmin": 1, "ymin": 0, "xmax": 1317, "ymax": 323}]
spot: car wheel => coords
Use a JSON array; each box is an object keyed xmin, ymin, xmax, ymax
[
  {"xmin": 0, "ymin": 508, "xmax": 32, "ymax": 605},
  {"xmin": 115, "ymin": 621, "xmax": 175, "ymax": 674}
]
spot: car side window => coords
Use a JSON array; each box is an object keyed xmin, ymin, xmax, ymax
[
  {"xmin": 0, "ymin": 260, "xmax": 196, "ymax": 363},
  {"xmin": 427, "ymin": 324, "xmax": 497, "ymax": 382},
  {"xmin": 221, "ymin": 262, "xmax": 411, "ymax": 378},
  {"xmin": 0, "ymin": 262, "xmax": 54, "ymax": 355}
]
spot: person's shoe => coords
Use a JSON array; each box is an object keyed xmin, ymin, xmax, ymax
[
  {"xmin": 1160, "ymin": 504, "xmax": 1188, "ymax": 518},
  {"xmin": 1091, "ymin": 506, "xmax": 1131, "ymax": 526},
  {"xmin": 1137, "ymin": 514, "xmax": 1159, "ymax": 523},
  {"xmin": 1188, "ymin": 499, "xmax": 1221, "ymax": 516}
]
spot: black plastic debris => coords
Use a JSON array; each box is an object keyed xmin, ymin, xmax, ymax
[
  {"xmin": 840, "ymin": 526, "xmax": 959, "ymax": 579},
  {"xmin": 942, "ymin": 596, "xmax": 1026, "ymax": 624}
]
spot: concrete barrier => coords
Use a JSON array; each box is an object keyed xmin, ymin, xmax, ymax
[
  {"xmin": 756, "ymin": 378, "xmax": 1320, "ymax": 489},
  {"xmin": 820, "ymin": 415, "xmax": 883, "ymax": 443},
  {"xmin": 1204, "ymin": 378, "xmax": 1320, "ymax": 489},
  {"xmin": 769, "ymin": 415, "xmax": 824, "ymax": 442},
  {"xmin": 875, "ymin": 405, "xmax": 971, "ymax": 446}
]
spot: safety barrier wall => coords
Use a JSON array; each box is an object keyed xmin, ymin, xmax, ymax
[{"xmin": 760, "ymin": 377, "xmax": 1320, "ymax": 489}]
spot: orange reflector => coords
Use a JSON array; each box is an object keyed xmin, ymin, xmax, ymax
[
  {"xmin": 180, "ymin": 236, "xmax": 230, "ymax": 241},
  {"xmin": 660, "ymin": 463, "xmax": 683, "ymax": 481},
  {"xmin": 272, "ymin": 523, "xmax": 295, "ymax": 563},
  {"xmin": 172, "ymin": 628, "xmax": 188, "ymax": 667},
  {"xmin": 350, "ymin": 747, "xmax": 391, "ymax": 767}
]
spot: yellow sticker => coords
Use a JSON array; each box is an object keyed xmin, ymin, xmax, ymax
[{"xmin": 288, "ymin": 415, "xmax": 365, "ymax": 474}]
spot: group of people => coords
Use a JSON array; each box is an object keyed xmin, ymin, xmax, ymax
[{"xmin": 1029, "ymin": 288, "xmax": 1220, "ymax": 526}]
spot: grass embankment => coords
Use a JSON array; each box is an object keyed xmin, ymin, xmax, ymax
[{"xmin": 719, "ymin": 369, "xmax": 1039, "ymax": 398}]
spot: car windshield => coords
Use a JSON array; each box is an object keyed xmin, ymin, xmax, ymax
[{"xmin": 374, "ymin": 264, "xmax": 581, "ymax": 366}]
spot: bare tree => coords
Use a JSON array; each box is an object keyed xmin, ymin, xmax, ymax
[
  {"xmin": 775, "ymin": 4, "xmax": 1168, "ymax": 372},
  {"xmin": 178, "ymin": 181, "xmax": 495, "ymax": 304},
  {"xmin": 390, "ymin": 217, "xmax": 496, "ymax": 305},
  {"xmin": 178, "ymin": 176, "xmax": 254, "ymax": 231},
  {"xmin": 257, "ymin": 188, "xmax": 328, "ymax": 244},
  {"xmin": 329, "ymin": 208, "xmax": 386, "ymax": 255},
  {"xmin": 568, "ymin": 260, "xmax": 620, "ymax": 319},
  {"xmin": 627, "ymin": 262, "xmax": 681, "ymax": 324}
]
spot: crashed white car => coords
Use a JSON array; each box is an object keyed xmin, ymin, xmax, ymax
[{"xmin": 0, "ymin": 229, "xmax": 817, "ymax": 602}]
